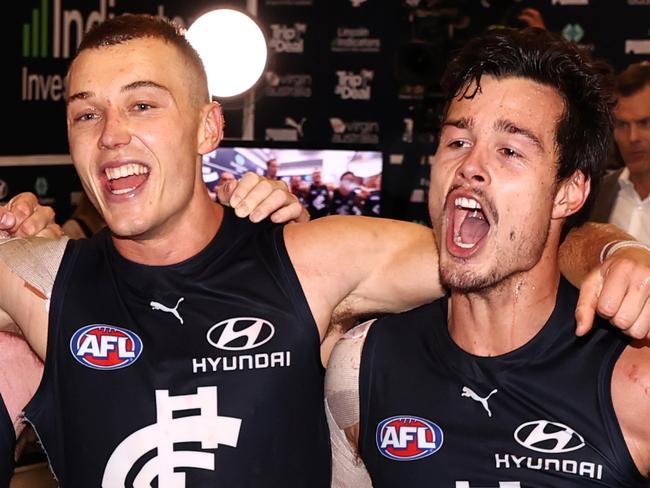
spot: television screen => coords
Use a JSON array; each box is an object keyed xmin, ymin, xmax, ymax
[{"xmin": 202, "ymin": 142, "xmax": 383, "ymax": 218}]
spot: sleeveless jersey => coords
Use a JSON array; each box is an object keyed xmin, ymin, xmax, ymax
[
  {"xmin": 0, "ymin": 396, "xmax": 13, "ymax": 488},
  {"xmin": 25, "ymin": 208, "xmax": 330, "ymax": 487},
  {"xmin": 358, "ymin": 279, "xmax": 648, "ymax": 487}
]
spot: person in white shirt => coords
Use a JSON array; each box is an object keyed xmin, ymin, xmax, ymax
[{"xmin": 590, "ymin": 62, "xmax": 650, "ymax": 244}]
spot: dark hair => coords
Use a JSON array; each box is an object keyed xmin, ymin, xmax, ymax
[
  {"xmin": 69, "ymin": 14, "xmax": 209, "ymax": 104},
  {"xmin": 441, "ymin": 27, "xmax": 615, "ymax": 232},
  {"xmin": 340, "ymin": 171, "xmax": 355, "ymax": 181},
  {"xmin": 616, "ymin": 62, "xmax": 650, "ymax": 97}
]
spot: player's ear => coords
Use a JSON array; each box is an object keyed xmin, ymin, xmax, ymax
[
  {"xmin": 552, "ymin": 170, "xmax": 590, "ymax": 219},
  {"xmin": 197, "ymin": 101, "xmax": 224, "ymax": 155}
]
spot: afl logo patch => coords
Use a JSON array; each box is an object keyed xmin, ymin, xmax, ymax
[
  {"xmin": 70, "ymin": 324, "xmax": 143, "ymax": 370},
  {"xmin": 376, "ymin": 415, "xmax": 443, "ymax": 461}
]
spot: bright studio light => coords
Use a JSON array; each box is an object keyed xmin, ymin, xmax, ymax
[{"xmin": 186, "ymin": 9, "xmax": 267, "ymax": 98}]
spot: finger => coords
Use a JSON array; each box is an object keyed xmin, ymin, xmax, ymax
[
  {"xmin": 574, "ymin": 270, "xmax": 600, "ymax": 336},
  {"xmin": 216, "ymin": 180, "xmax": 237, "ymax": 206},
  {"xmin": 7, "ymin": 192, "xmax": 38, "ymax": 209},
  {"xmin": 608, "ymin": 271, "xmax": 650, "ymax": 332},
  {"xmin": 269, "ymin": 201, "xmax": 306, "ymax": 224},
  {"xmin": 248, "ymin": 187, "xmax": 296, "ymax": 223},
  {"xmin": 621, "ymin": 305, "xmax": 650, "ymax": 340},
  {"xmin": 14, "ymin": 205, "xmax": 56, "ymax": 238},
  {"xmin": 229, "ymin": 173, "xmax": 264, "ymax": 209},
  {"xmin": 608, "ymin": 286, "xmax": 647, "ymax": 333},
  {"xmin": 34, "ymin": 224, "xmax": 65, "ymax": 239},
  {"xmin": 7, "ymin": 198, "xmax": 37, "ymax": 229},
  {"xmin": 595, "ymin": 265, "xmax": 629, "ymax": 320},
  {"xmin": 0, "ymin": 209, "xmax": 17, "ymax": 230}
]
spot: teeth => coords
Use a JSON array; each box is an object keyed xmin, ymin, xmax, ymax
[
  {"xmin": 112, "ymin": 187, "xmax": 136, "ymax": 195},
  {"xmin": 105, "ymin": 163, "xmax": 150, "ymax": 181},
  {"xmin": 455, "ymin": 197, "xmax": 481, "ymax": 210},
  {"xmin": 454, "ymin": 232, "xmax": 476, "ymax": 249}
]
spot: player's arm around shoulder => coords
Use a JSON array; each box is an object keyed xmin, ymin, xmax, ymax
[
  {"xmin": 612, "ymin": 339, "xmax": 650, "ymax": 477},
  {"xmin": 0, "ymin": 237, "xmax": 66, "ymax": 359},
  {"xmin": 284, "ymin": 216, "xmax": 442, "ymax": 339}
]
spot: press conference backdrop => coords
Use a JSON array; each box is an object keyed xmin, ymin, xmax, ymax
[{"xmin": 2, "ymin": 0, "xmax": 649, "ymax": 222}]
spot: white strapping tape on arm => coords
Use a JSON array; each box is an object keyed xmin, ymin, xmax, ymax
[
  {"xmin": 0, "ymin": 236, "xmax": 69, "ymax": 301},
  {"xmin": 325, "ymin": 319, "xmax": 375, "ymax": 488}
]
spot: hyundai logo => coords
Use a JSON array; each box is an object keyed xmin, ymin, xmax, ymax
[
  {"xmin": 207, "ymin": 317, "xmax": 275, "ymax": 351},
  {"xmin": 514, "ymin": 420, "xmax": 585, "ymax": 454}
]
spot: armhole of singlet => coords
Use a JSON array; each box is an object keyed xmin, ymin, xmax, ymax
[
  {"xmin": 0, "ymin": 394, "xmax": 14, "ymax": 460},
  {"xmin": 271, "ymin": 225, "xmax": 323, "ymax": 372},
  {"xmin": 23, "ymin": 238, "xmax": 79, "ymax": 422},
  {"xmin": 357, "ymin": 317, "xmax": 381, "ymax": 462},
  {"xmin": 0, "ymin": 393, "xmax": 14, "ymax": 487},
  {"xmin": 598, "ymin": 337, "xmax": 648, "ymax": 484}
]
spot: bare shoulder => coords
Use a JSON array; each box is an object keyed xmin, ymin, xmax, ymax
[
  {"xmin": 0, "ymin": 236, "xmax": 68, "ymax": 359},
  {"xmin": 284, "ymin": 216, "xmax": 440, "ymax": 336},
  {"xmin": 612, "ymin": 339, "xmax": 650, "ymax": 477},
  {"xmin": 284, "ymin": 215, "xmax": 433, "ymax": 255}
]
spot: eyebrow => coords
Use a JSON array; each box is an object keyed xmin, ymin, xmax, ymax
[
  {"xmin": 67, "ymin": 80, "xmax": 170, "ymax": 105},
  {"xmin": 442, "ymin": 117, "xmax": 473, "ymax": 130},
  {"xmin": 615, "ymin": 115, "xmax": 650, "ymax": 124},
  {"xmin": 494, "ymin": 118, "xmax": 545, "ymax": 153}
]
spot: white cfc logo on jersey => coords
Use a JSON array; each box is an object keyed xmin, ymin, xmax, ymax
[{"xmin": 102, "ymin": 386, "xmax": 241, "ymax": 487}]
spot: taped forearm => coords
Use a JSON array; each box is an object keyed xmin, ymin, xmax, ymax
[
  {"xmin": 325, "ymin": 320, "xmax": 374, "ymax": 488},
  {"xmin": 0, "ymin": 236, "xmax": 68, "ymax": 300}
]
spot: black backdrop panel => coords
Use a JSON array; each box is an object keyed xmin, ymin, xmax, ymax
[
  {"xmin": 4, "ymin": 0, "xmax": 244, "ymax": 155},
  {"xmin": 0, "ymin": 164, "xmax": 82, "ymax": 220},
  {"xmin": 2, "ymin": 0, "xmax": 649, "ymax": 222}
]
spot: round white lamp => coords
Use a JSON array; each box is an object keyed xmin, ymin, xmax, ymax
[{"xmin": 186, "ymin": 9, "xmax": 268, "ymax": 98}]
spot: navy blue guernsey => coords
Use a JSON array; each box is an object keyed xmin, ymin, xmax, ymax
[
  {"xmin": 0, "ymin": 396, "xmax": 14, "ymax": 487},
  {"xmin": 358, "ymin": 279, "xmax": 648, "ymax": 487},
  {"xmin": 25, "ymin": 208, "xmax": 330, "ymax": 487}
]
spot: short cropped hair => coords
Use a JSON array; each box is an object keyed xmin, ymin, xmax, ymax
[
  {"xmin": 440, "ymin": 27, "xmax": 615, "ymax": 232},
  {"xmin": 616, "ymin": 62, "xmax": 650, "ymax": 98},
  {"xmin": 69, "ymin": 14, "xmax": 210, "ymax": 105}
]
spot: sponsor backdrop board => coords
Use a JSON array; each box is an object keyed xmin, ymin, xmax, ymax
[
  {"xmin": 2, "ymin": 0, "xmax": 648, "ymax": 221},
  {"xmin": 0, "ymin": 162, "xmax": 83, "ymax": 220}
]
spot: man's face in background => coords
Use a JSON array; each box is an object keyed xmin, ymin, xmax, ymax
[
  {"xmin": 614, "ymin": 83, "xmax": 650, "ymax": 179},
  {"xmin": 267, "ymin": 159, "xmax": 279, "ymax": 179}
]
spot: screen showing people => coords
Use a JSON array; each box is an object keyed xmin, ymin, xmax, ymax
[{"xmin": 202, "ymin": 146, "xmax": 383, "ymax": 218}]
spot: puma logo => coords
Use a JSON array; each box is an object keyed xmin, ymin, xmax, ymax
[
  {"xmin": 461, "ymin": 386, "xmax": 498, "ymax": 417},
  {"xmin": 150, "ymin": 297, "xmax": 185, "ymax": 325},
  {"xmin": 285, "ymin": 117, "xmax": 306, "ymax": 137}
]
